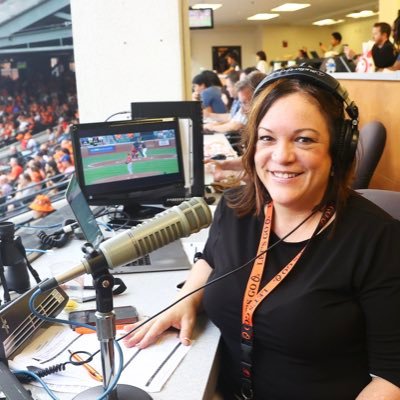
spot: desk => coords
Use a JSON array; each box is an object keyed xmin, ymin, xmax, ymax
[{"xmin": 20, "ymin": 226, "xmax": 220, "ymax": 400}]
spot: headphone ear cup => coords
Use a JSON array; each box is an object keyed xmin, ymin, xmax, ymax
[{"xmin": 334, "ymin": 120, "xmax": 359, "ymax": 171}]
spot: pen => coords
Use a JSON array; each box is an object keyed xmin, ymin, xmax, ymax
[
  {"xmin": 75, "ymin": 324, "xmax": 129, "ymax": 335},
  {"xmin": 68, "ymin": 350, "xmax": 103, "ymax": 382}
]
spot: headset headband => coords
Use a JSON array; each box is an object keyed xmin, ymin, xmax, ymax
[{"xmin": 254, "ymin": 66, "xmax": 359, "ymax": 122}]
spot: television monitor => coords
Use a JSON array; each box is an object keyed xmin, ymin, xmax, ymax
[
  {"xmin": 70, "ymin": 118, "xmax": 186, "ymax": 219},
  {"xmin": 189, "ymin": 8, "xmax": 214, "ymax": 29},
  {"xmin": 130, "ymin": 101, "xmax": 204, "ymax": 198}
]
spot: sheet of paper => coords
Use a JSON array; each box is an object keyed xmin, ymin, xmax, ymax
[{"xmin": 10, "ymin": 324, "xmax": 191, "ymax": 393}]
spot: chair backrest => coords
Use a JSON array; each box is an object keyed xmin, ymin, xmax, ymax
[
  {"xmin": 356, "ymin": 189, "xmax": 400, "ymax": 220},
  {"xmin": 352, "ymin": 121, "xmax": 386, "ymax": 190}
]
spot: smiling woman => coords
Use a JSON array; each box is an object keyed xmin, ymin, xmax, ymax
[{"xmin": 123, "ymin": 67, "xmax": 400, "ymax": 400}]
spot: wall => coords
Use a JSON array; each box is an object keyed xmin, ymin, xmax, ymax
[
  {"xmin": 190, "ymin": 25, "xmax": 263, "ymax": 77},
  {"xmin": 189, "ymin": 17, "xmax": 383, "ymax": 77},
  {"xmin": 260, "ymin": 25, "xmax": 330, "ymax": 61},
  {"xmin": 70, "ymin": 0, "xmax": 189, "ymax": 123},
  {"xmin": 379, "ymin": 0, "xmax": 400, "ymax": 23},
  {"xmin": 339, "ymin": 17, "xmax": 378, "ymax": 54}
]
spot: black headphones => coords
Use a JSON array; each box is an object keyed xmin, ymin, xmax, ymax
[{"xmin": 253, "ymin": 66, "xmax": 359, "ymax": 171}]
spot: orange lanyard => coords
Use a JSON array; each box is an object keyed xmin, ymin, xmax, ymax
[{"xmin": 239, "ymin": 202, "xmax": 335, "ymax": 399}]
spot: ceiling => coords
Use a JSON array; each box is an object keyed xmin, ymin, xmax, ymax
[
  {"xmin": 188, "ymin": 0, "xmax": 379, "ymax": 26},
  {"xmin": 0, "ymin": 0, "xmax": 381, "ymax": 55},
  {"xmin": 0, "ymin": 0, "xmax": 71, "ymax": 54}
]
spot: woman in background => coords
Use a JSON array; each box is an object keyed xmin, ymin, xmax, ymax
[
  {"xmin": 192, "ymin": 71, "xmax": 226, "ymax": 117},
  {"xmin": 255, "ymin": 50, "xmax": 268, "ymax": 74}
]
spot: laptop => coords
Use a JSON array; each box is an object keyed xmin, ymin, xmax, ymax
[
  {"xmin": 310, "ymin": 50, "xmax": 319, "ymax": 59},
  {"xmin": 66, "ymin": 176, "xmax": 192, "ymax": 273}
]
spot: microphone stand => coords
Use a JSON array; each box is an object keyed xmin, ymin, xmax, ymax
[{"xmin": 74, "ymin": 251, "xmax": 152, "ymax": 400}]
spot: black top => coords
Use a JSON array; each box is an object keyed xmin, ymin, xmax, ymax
[
  {"xmin": 371, "ymin": 40, "xmax": 398, "ymax": 69},
  {"xmin": 202, "ymin": 191, "xmax": 400, "ymax": 400}
]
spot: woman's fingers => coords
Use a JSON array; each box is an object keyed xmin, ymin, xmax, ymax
[
  {"xmin": 135, "ymin": 316, "xmax": 182, "ymax": 349},
  {"xmin": 122, "ymin": 308, "xmax": 197, "ymax": 349},
  {"xmin": 178, "ymin": 314, "xmax": 195, "ymax": 346}
]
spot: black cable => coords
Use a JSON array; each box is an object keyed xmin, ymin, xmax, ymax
[
  {"xmin": 37, "ymin": 219, "xmax": 77, "ymax": 249},
  {"xmin": 95, "ymin": 207, "xmax": 138, "ymax": 230},
  {"xmin": 17, "ymin": 363, "xmax": 68, "ymax": 383}
]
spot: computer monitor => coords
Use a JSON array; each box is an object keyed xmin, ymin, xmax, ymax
[
  {"xmin": 189, "ymin": 8, "xmax": 214, "ymax": 30},
  {"xmin": 320, "ymin": 56, "xmax": 356, "ymax": 73},
  {"xmin": 130, "ymin": 101, "xmax": 204, "ymax": 198},
  {"xmin": 70, "ymin": 117, "xmax": 186, "ymax": 219},
  {"xmin": 66, "ymin": 175, "xmax": 104, "ymax": 248}
]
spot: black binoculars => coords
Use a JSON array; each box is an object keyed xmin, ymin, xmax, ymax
[{"xmin": 0, "ymin": 221, "xmax": 31, "ymax": 294}]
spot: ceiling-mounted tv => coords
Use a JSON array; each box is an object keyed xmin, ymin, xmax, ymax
[{"xmin": 189, "ymin": 8, "xmax": 214, "ymax": 30}]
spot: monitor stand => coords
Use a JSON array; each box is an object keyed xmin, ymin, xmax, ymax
[{"xmin": 108, "ymin": 203, "xmax": 165, "ymax": 227}]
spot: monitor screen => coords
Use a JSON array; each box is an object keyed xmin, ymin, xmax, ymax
[
  {"xmin": 66, "ymin": 175, "xmax": 104, "ymax": 249},
  {"xmin": 189, "ymin": 8, "xmax": 214, "ymax": 29},
  {"xmin": 71, "ymin": 118, "xmax": 186, "ymax": 218},
  {"xmin": 130, "ymin": 101, "xmax": 204, "ymax": 198}
]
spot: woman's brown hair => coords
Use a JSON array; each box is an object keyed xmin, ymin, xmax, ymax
[{"xmin": 226, "ymin": 78, "xmax": 355, "ymax": 218}]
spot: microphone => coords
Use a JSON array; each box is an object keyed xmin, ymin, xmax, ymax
[{"xmin": 39, "ymin": 197, "xmax": 212, "ymax": 292}]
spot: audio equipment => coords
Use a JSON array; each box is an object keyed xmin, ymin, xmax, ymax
[
  {"xmin": 253, "ymin": 66, "xmax": 359, "ymax": 171},
  {"xmin": 0, "ymin": 286, "xmax": 68, "ymax": 358},
  {"xmin": 39, "ymin": 197, "xmax": 212, "ymax": 293}
]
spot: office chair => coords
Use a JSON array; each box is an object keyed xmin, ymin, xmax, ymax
[
  {"xmin": 356, "ymin": 189, "xmax": 400, "ymax": 220},
  {"xmin": 352, "ymin": 121, "xmax": 386, "ymax": 189}
]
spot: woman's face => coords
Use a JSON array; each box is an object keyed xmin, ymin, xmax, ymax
[
  {"xmin": 193, "ymin": 83, "xmax": 204, "ymax": 94},
  {"xmin": 254, "ymin": 92, "xmax": 332, "ymax": 212}
]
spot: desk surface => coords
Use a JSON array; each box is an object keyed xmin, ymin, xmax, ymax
[{"xmin": 22, "ymin": 227, "xmax": 220, "ymax": 400}]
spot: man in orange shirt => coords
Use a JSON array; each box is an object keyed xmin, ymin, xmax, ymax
[{"xmin": 7, "ymin": 157, "xmax": 23, "ymax": 184}]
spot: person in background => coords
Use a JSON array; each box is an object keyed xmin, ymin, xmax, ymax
[
  {"xmin": 255, "ymin": 50, "xmax": 268, "ymax": 74},
  {"xmin": 44, "ymin": 160, "xmax": 62, "ymax": 182},
  {"xmin": 239, "ymin": 66, "xmax": 258, "ymax": 81},
  {"xmin": 295, "ymin": 48, "xmax": 310, "ymax": 64},
  {"xmin": 205, "ymin": 71, "xmax": 266, "ymax": 182},
  {"xmin": 59, "ymin": 154, "xmax": 75, "ymax": 174},
  {"xmin": 0, "ymin": 174, "xmax": 13, "ymax": 197},
  {"xmin": 222, "ymin": 52, "xmax": 240, "ymax": 75},
  {"xmin": 205, "ymin": 71, "xmax": 241, "ymax": 123},
  {"xmin": 192, "ymin": 72, "xmax": 227, "ymax": 117},
  {"xmin": 200, "ymin": 70, "xmax": 223, "ymax": 88},
  {"xmin": 200, "ymin": 70, "xmax": 231, "ymax": 111},
  {"xmin": 7, "ymin": 156, "xmax": 23, "ymax": 184},
  {"xmin": 371, "ymin": 22, "xmax": 398, "ymax": 71},
  {"xmin": 387, "ymin": 15, "xmax": 400, "ymax": 71},
  {"xmin": 203, "ymin": 71, "xmax": 266, "ymax": 136},
  {"xmin": 320, "ymin": 31, "xmax": 344, "ymax": 56},
  {"xmin": 7, "ymin": 173, "xmax": 36, "ymax": 211},
  {"xmin": 123, "ymin": 67, "xmax": 400, "ymax": 399}
]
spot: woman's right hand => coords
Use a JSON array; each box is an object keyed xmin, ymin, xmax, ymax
[
  {"xmin": 122, "ymin": 297, "xmax": 198, "ymax": 349},
  {"xmin": 122, "ymin": 259, "xmax": 213, "ymax": 349}
]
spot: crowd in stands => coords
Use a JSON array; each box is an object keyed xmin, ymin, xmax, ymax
[{"xmin": 0, "ymin": 72, "xmax": 78, "ymax": 218}]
